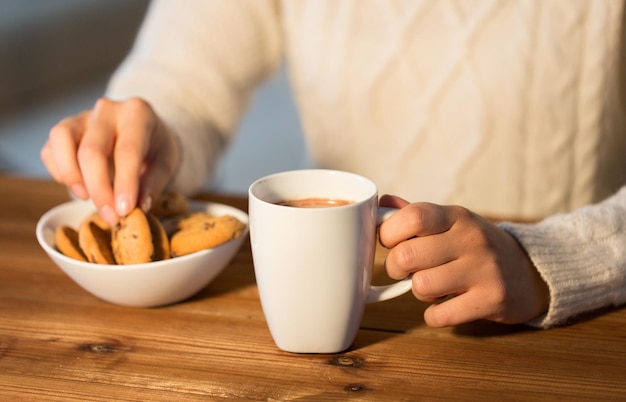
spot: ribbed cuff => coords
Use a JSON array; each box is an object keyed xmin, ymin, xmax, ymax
[{"xmin": 499, "ymin": 214, "xmax": 625, "ymax": 328}]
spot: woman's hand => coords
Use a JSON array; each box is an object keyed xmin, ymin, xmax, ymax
[
  {"xmin": 41, "ymin": 97, "xmax": 180, "ymax": 225},
  {"xmin": 379, "ymin": 194, "xmax": 549, "ymax": 327}
]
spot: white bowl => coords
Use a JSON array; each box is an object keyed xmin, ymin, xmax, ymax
[{"xmin": 36, "ymin": 199, "xmax": 249, "ymax": 307}]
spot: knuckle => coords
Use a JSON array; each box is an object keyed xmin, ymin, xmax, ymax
[
  {"xmin": 114, "ymin": 144, "xmax": 138, "ymax": 166},
  {"xmin": 126, "ymin": 96, "xmax": 149, "ymax": 108},
  {"xmin": 405, "ymin": 205, "xmax": 429, "ymax": 230},
  {"xmin": 388, "ymin": 242, "xmax": 417, "ymax": 270},
  {"xmin": 76, "ymin": 142, "xmax": 100, "ymax": 163},
  {"xmin": 451, "ymin": 205, "xmax": 472, "ymax": 219},
  {"xmin": 93, "ymin": 97, "xmax": 115, "ymax": 113},
  {"xmin": 468, "ymin": 226, "xmax": 491, "ymax": 250},
  {"xmin": 93, "ymin": 97, "xmax": 151, "ymax": 119},
  {"xmin": 458, "ymin": 217, "xmax": 493, "ymax": 251},
  {"xmin": 113, "ymin": 139, "xmax": 137, "ymax": 157},
  {"xmin": 48, "ymin": 122, "xmax": 71, "ymax": 142},
  {"xmin": 123, "ymin": 97, "xmax": 152, "ymax": 116},
  {"xmin": 490, "ymin": 282, "xmax": 508, "ymax": 311}
]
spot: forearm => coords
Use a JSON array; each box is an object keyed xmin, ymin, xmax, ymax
[{"xmin": 499, "ymin": 186, "xmax": 626, "ymax": 328}]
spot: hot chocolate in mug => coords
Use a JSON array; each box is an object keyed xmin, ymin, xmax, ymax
[{"xmin": 248, "ymin": 169, "xmax": 412, "ymax": 353}]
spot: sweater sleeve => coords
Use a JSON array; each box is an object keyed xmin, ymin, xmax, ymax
[
  {"xmin": 105, "ymin": 0, "xmax": 283, "ymax": 195},
  {"xmin": 499, "ymin": 185, "xmax": 626, "ymax": 328}
]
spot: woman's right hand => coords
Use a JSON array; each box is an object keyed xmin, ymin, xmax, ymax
[{"xmin": 41, "ymin": 97, "xmax": 181, "ymax": 226}]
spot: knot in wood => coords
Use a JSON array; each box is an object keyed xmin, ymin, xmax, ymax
[
  {"xmin": 337, "ymin": 356, "xmax": 355, "ymax": 366},
  {"xmin": 344, "ymin": 383, "xmax": 370, "ymax": 392},
  {"xmin": 329, "ymin": 355, "xmax": 363, "ymax": 367},
  {"xmin": 80, "ymin": 343, "xmax": 116, "ymax": 354}
]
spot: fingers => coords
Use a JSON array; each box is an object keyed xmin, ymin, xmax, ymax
[
  {"xmin": 41, "ymin": 97, "xmax": 174, "ymax": 226},
  {"xmin": 379, "ymin": 202, "xmax": 461, "ymax": 248},
  {"xmin": 78, "ymin": 99, "xmax": 118, "ymax": 222},
  {"xmin": 112, "ymin": 98, "xmax": 156, "ymax": 216},
  {"xmin": 403, "ymin": 257, "xmax": 506, "ymax": 327},
  {"xmin": 380, "ymin": 199, "xmax": 549, "ymax": 327},
  {"xmin": 385, "ymin": 233, "xmax": 458, "ymax": 279},
  {"xmin": 423, "ymin": 289, "xmax": 502, "ymax": 328},
  {"xmin": 82, "ymin": 98, "xmax": 166, "ymax": 223},
  {"xmin": 137, "ymin": 133, "xmax": 180, "ymax": 213},
  {"xmin": 42, "ymin": 112, "xmax": 91, "ymax": 199},
  {"xmin": 378, "ymin": 200, "xmax": 528, "ymax": 327},
  {"xmin": 380, "ymin": 202, "xmax": 468, "ymax": 281},
  {"xmin": 410, "ymin": 259, "xmax": 470, "ymax": 302},
  {"xmin": 419, "ymin": 248, "xmax": 547, "ymax": 327}
]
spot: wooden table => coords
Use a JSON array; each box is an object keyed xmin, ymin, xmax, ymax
[{"xmin": 1, "ymin": 175, "xmax": 625, "ymax": 401}]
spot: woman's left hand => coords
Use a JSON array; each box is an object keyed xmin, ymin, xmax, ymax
[{"xmin": 379, "ymin": 194, "xmax": 549, "ymax": 327}]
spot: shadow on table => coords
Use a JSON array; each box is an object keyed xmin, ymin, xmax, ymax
[
  {"xmin": 451, "ymin": 305, "xmax": 624, "ymax": 338},
  {"xmin": 183, "ymin": 238, "xmax": 257, "ymax": 302},
  {"xmin": 452, "ymin": 321, "xmax": 534, "ymax": 337}
]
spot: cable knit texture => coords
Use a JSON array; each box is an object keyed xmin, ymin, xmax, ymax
[{"xmin": 106, "ymin": 0, "xmax": 626, "ymax": 328}]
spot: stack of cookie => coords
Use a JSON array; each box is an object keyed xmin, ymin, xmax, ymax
[{"xmin": 54, "ymin": 192, "xmax": 246, "ymax": 265}]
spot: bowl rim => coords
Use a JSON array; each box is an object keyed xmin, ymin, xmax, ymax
[{"xmin": 36, "ymin": 199, "xmax": 249, "ymax": 271}]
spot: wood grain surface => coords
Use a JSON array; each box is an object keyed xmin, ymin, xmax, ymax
[{"xmin": 1, "ymin": 175, "xmax": 624, "ymax": 401}]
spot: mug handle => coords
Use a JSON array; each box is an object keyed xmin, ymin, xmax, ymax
[{"xmin": 366, "ymin": 207, "xmax": 413, "ymax": 303}]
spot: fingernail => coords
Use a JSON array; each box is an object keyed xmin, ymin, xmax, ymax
[
  {"xmin": 100, "ymin": 205, "xmax": 119, "ymax": 226},
  {"xmin": 116, "ymin": 194, "xmax": 132, "ymax": 216},
  {"xmin": 70, "ymin": 184, "xmax": 88, "ymax": 200}
]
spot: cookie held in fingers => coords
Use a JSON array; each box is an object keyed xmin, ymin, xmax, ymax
[
  {"xmin": 112, "ymin": 208, "xmax": 170, "ymax": 264},
  {"xmin": 170, "ymin": 214, "xmax": 246, "ymax": 257},
  {"xmin": 55, "ymin": 225, "xmax": 87, "ymax": 262},
  {"xmin": 78, "ymin": 220, "xmax": 116, "ymax": 265}
]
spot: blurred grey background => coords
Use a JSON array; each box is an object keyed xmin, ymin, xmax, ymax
[{"xmin": 0, "ymin": 0, "xmax": 310, "ymax": 194}]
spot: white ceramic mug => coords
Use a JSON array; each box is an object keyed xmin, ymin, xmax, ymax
[{"xmin": 248, "ymin": 169, "xmax": 412, "ymax": 353}]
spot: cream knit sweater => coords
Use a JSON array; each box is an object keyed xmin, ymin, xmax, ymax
[{"xmin": 107, "ymin": 0, "xmax": 626, "ymax": 328}]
